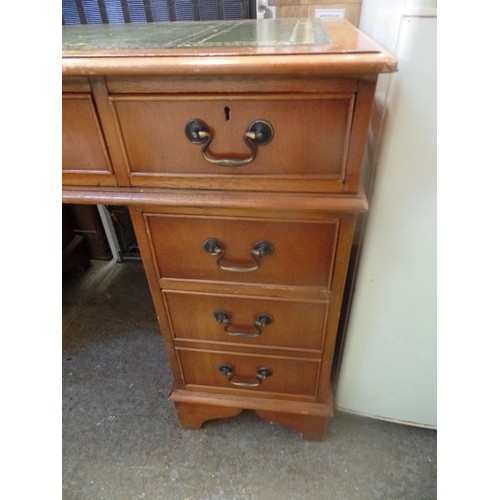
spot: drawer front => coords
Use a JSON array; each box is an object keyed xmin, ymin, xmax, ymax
[
  {"xmin": 111, "ymin": 94, "xmax": 354, "ymax": 190},
  {"xmin": 164, "ymin": 291, "xmax": 328, "ymax": 351},
  {"xmin": 146, "ymin": 214, "xmax": 338, "ymax": 288},
  {"xmin": 62, "ymin": 94, "xmax": 115, "ymax": 186},
  {"xmin": 177, "ymin": 348, "xmax": 319, "ymax": 398}
]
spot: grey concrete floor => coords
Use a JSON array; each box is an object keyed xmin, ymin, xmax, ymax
[{"xmin": 62, "ymin": 259, "xmax": 436, "ymax": 500}]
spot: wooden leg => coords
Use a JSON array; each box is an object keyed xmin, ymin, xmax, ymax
[
  {"xmin": 173, "ymin": 401, "xmax": 243, "ymax": 429},
  {"xmin": 256, "ymin": 410, "xmax": 330, "ymax": 441}
]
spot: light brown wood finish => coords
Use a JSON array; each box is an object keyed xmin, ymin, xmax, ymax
[
  {"xmin": 110, "ymin": 93, "xmax": 356, "ymax": 193},
  {"xmin": 61, "ymin": 186, "xmax": 369, "ymax": 215},
  {"xmin": 62, "ymin": 19, "xmax": 397, "ymax": 440},
  {"xmin": 144, "ymin": 214, "xmax": 339, "ymax": 287},
  {"xmin": 62, "ymin": 19, "xmax": 396, "ymax": 74},
  {"xmin": 62, "ymin": 93, "xmax": 116, "ymax": 186},
  {"xmin": 163, "ymin": 290, "xmax": 328, "ymax": 352},
  {"xmin": 176, "ymin": 348, "xmax": 321, "ymax": 398},
  {"xmin": 173, "ymin": 401, "xmax": 243, "ymax": 429}
]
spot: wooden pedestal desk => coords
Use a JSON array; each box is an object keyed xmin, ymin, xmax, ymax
[{"xmin": 62, "ymin": 18, "xmax": 396, "ymax": 440}]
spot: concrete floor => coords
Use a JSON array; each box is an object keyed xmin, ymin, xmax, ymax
[{"xmin": 62, "ymin": 259, "xmax": 436, "ymax": 500}]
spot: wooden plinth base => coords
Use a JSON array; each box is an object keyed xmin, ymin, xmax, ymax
[{"xmin": 169, "ymin": 388, "xmax": 333, "ymax": 441}]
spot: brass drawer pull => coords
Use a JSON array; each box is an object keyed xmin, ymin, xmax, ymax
[
  {"xmin": 203, "ymin": 238, "xmax": 274, "ymax": 272},
  {"xmin": 185, "ymin": 119, "xmax": 273, "ymax": 167},
  {"xmin": 213, "ymin": 310, "xmax": 274, "ymax": 337},
  {"xmin": 219, "ymin": 364, "xmax": 273, "ymax": 387}
]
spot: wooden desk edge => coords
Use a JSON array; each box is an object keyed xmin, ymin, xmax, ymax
[{"xmin": 62, "ymin": 186, "xmax": 369, "ymax": 214}]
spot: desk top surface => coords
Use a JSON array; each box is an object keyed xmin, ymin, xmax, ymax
[
  {"xmin": 63, "ymin": 19, "xmax": 333, "ymax": 54},
  {"xmin": 62, "ymin": 18, "xmax": 397, "ymax": 76}
]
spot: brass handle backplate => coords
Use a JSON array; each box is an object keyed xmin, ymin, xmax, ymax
[
  {"xmin": 185, "ymin": 119, "xmax": 273, "ymax": 167},
  {"xmin": 219, "ymin": 364, "xmax": 273, "ymax": 387},
  {"xmin": 203, "ymin": 238, "xmax": 274, "ymax": 272},
  {"xmin": 213, "ymin": 310, "xmax": 274, "ymax": 337}
]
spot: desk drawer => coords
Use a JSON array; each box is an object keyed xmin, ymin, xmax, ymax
[
  {"xmin": 145, "ymin": 214, "xmax": 339, "ymax": 288},
  {"xmin": 177, "ymin": 348, "xmax": 320, "ymax": 398},
  {"xmin": 164, "ymin": 290, "xmax": 327, "ymax": 352},
  {"xmin": 110, "ymin": 94, "xmax": 354, "ymax": 192},
  {"xmin": 62, "ymin": 93, "xmax": 116, "ymax": 186}
]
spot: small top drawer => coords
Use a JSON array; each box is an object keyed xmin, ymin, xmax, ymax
[
  {"xmin": 144, "ymin": 213, "xmax": 339, "ymax": 289},
  {"xmin": 62, "ymin": 93, "xmax": 116, "ymax": 186},
  {"xmin": 110, "ymin": 93, "xmax": 355, "ymax": 193}
]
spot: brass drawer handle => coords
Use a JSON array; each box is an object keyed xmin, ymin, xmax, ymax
[
  {"xmin": 185, "ymin": 119, "xmax": 273, "ymax": 167},
  {"xmin": 219, "ymin": 364, "xmax": 273, "ymax": 387},
  {"xmin": 213, "ymin": 310, "xmax": 274, "ymax": 337},
  {"xmin": 203, "ymin": 238, "xmax": 274, "ymax": 272}
]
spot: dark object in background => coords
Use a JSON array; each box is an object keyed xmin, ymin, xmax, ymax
[
  {"xmin": 62, "ymin": 0, "xmax": 255, "ymax": 25},
  {"xmin": 62, "ymin": 204, "xmax": 93, "ymax": 272}
]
